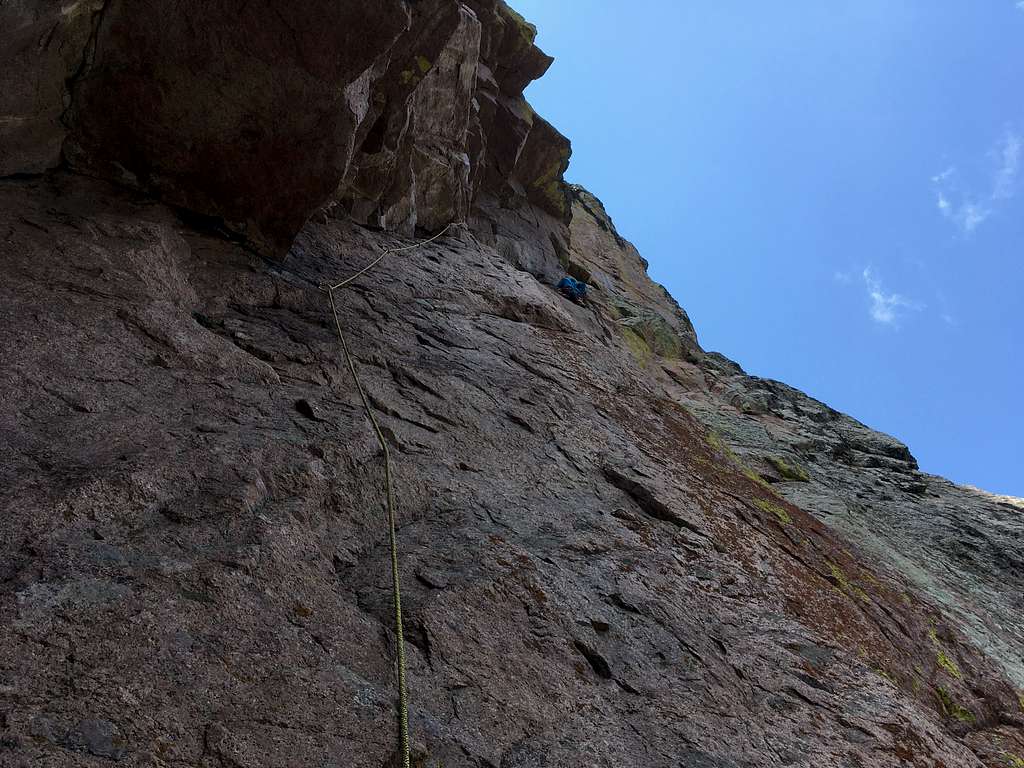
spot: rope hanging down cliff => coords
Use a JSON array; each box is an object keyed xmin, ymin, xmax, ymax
[{"xmin": 324, "ymin": 224, "xmax": 451, "ymax": 768}]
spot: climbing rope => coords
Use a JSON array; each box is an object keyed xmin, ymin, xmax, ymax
[{"xmin": 324, "ymin": 224, "xmax": 451, "ymax": 768}]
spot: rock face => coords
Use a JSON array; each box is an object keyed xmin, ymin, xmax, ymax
[
  {"xmin": 0, "ymin": 2, "xmax": 96, "ymax": 174},
  {"xmin": 1, "ymin": 4, "xmax": 1022, "ymax": 768},
  {"xmin": 0, "ymin": 0, "xmax": 571, "ymax": 260},
  {"xmin": 673, "ymin": 361, "xmax": 1024, "ymax": 693},
  {"xmin": 568, "ymin": 184, "xmax": 1024, "ymax": 688}
]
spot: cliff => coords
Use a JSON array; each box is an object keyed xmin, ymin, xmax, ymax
[
  {"xmin": 1, "ymin": 3, "xmax": 1022, "ymax": 767},
  {"xmin": 0, "ymin": 0, "xmax": 570, "ymax": 264}
]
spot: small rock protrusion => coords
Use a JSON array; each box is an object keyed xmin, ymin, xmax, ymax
[
  {"xmin": 295, "ymin": 398, "xmax": 322, "ymax": 421},
  {"xmin": 573, "ymin": 639, "xmax": 612, "ymax": 679}
]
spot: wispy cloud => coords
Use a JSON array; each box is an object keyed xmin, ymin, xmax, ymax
[
  {"xmin": 904, "ymin": 259, "xmax": 959, "ymax": 329},
  {"xmin": 932, "ymin": 129, "xmax": 1022, "ymax": 234},
  {"xmin": 992, "ymin": 130, "xmax": 1021, "ymax": 199},
  {"xmin": 932, "ymin": 168, "xmax": 991, "ymax": 234},
  {"xmin": 1016, "ymin": 0, "xmax": 1024, "ymax": 11},
  {"xmin": 862, "ymin": 267, "xmax": 923, "ymax": 327},
  {"xmin": 959, "ymin": 201, "xmax": 991, "ymax": 233}
]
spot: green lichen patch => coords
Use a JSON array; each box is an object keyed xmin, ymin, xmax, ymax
[
  {"xmin": 928, "ymin": 628, "xmax": 963, "ymax": 679},
  {"xmin": 611, "ymin": 300, "xmax": 683, "ymax": 359},
  {"xmin": 743, "ymin": 466, "xmax": 774, "ymax": 491},
  {"xmin": 936, "ymin": 686, "xmax": 975, "ymax": 723},
  {"xmin": 703, "ymin": 432, "xmax": 778, "ymax": 497},
  {"xmin": 827, "ymin": 561, "xmax": 850, "ymax": 592},
  {"xmin": 705, "ymin": 430, "xmax": 739, "ymax": 464},
  {"xmin": 936, "ymin": 649, "xmax": 962, "ymax": 680},
  {"xmin": 755, "ymin": 498, "xmax": 792, "ymax": 525},
  {"xmin": 1005, "ymin": 752, "xmax": 1024, "ymax": 768},
  {"xmin": 826, "ymin": 561, "xmax": 870, "ymax": 602},
  {"xmin": 416, "ymin": 55, "xmax": 432, "ymax": 74},
  {"xmin": 859, "ymin": 568, "xmax": 881, "ymax": 588},
  {"xmin": 620, "ymin": 326, "xmax": 651, "ymax": 366},
  {"xmin": 766, "ymin": 455, "xmax": 810, "ymax": 482}
]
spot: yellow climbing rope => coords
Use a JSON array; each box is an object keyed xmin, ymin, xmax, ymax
[{"xmin": 324, "ymin": 224, "xmax": 451, "ymax": 768}]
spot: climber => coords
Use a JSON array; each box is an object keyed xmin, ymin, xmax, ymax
[{"xmin": 557, "ymin": 275, "xmax": 588, "ymax": 303}]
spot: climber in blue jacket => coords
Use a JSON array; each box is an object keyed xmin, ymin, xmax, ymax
[{"xmin": 557, "ymin": 275, "xmax": 588, "ymax": 303}]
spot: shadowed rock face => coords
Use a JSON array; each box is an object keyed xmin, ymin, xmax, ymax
[
  {"xmin": 64, "ymin": 0, "xmax": 411, "ymax": 256},
  {"xmin": 0, "ymin": 0, "xmax": 572, "ymax": 259},
  {"xmin": 1, "ymin": 4, "xmax": 1022, "ymax": 768},
  {"xmin": 0, "ymin": 0, "xmax": 105, "ymax": 175}
]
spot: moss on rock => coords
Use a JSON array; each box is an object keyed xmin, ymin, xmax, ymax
[
  {"xmin": 620, "ymin": 326, "xmax": 651, "ymax": 366},
  {"xmin": 706, "ymin": 430, "xmax": 739, "ymax": 464},
  {"xmin": 767, "ymin": 455, "xmax": 810, "ymax": 482},
  {"xmin": 826, "ymin": 561, "xmax": 870, "ymax": 602},
  {"xmin": 743, "ymin": 466, "xmax": 774, "ymax": 491},
  {"xmin": 929, "ymin": 628, "xmax": 963, "ymax": 679},
  {"xmin": 936, "ymin": 686, "xmax": 975, "ymax": 723},
  {"xmin": 755, "ymin": 498, "xmax": 792, "ymax": 525}
]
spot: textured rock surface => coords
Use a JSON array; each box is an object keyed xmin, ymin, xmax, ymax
[
  {"xmin": 1, "ymin": 0, "xmax": 571, "ymax": 259},
  {"xmin": 64, "ymin": 0, "xmax": 411, "ymax": 257},
  {"xmin": 2, "ymin": 173, "xmax": 1022, "ymax": 767},
  {"xmin": 569, "ymin": 183, "xmax": 1024, "ymax": 692},
  {"xmin": 1, "ymin": 3, "xmax": 1022, "ymax": 767},
  {"xmin": 0, "ymin": 0, "xmax": 105, "ymax": 175}
]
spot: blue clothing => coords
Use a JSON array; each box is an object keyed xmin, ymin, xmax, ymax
[{"xmin": 558, "ymin": 276, "xmax": 587, "ymax": 301}]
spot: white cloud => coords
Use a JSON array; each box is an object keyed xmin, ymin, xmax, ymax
[
  {"xmin": 931, "ymin": 287, "xmax": 957, "ymax": 328},
  {"xmin": 992, "ymin": 130, "xmax": 1021, "ymax": 200},
  {"xmin": 960, "ymin": 201, "xmax": 991, "ymax": 232},
  {"xmin": 862, "ymin": 267, "xmax": 923, "ymax": 327},
  {"xmin": 1016, "ymin": 0, "xmax": 1024, "ymax": 11},
  {"xmin": 931, "ymin": 128, "xmax": 1022, "ymax": 234}
]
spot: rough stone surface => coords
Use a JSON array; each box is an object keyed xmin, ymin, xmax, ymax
[
  {"xmin": 0, "ymin": 0, "xmax": 105, "ymax": 175},
  {"xmin": 1, "ymin": 3, "xmax": 1022, "ymax": 767},
  {"xmin": 568, "ymin": 182, "xmax": 1024, "ymax": 693},
  {"xmin": 63, "ymin": 0, "xmax": 412, "ymax": 256},
  {"xmin": 1, "ymin": 173, "xmax": 1021, "ymax": 767},
  {"xmin": 0, "ymin": 0, "xmax": 573, "ymax": 260}
]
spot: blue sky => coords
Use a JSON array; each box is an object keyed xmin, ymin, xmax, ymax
[{"xmin": 515, "ymin": 1, "xmax": 1023, "ymax": 496}]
